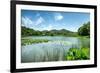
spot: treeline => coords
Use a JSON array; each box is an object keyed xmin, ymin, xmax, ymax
[
  {"xmin": 21, "ymin": 27, "xmax": 77, "ymax": 37},
  {"xmin": 21, "ymin": 22, "xmax": 90, "ymax": 37}
]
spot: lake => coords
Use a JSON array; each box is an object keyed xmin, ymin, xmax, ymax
[{"xmin": 21, "ymin": 36, "xmax": 90, "ymax": 63}]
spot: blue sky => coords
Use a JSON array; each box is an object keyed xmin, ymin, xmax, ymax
[{"xmin": 21, "ymin": 10, "xmax": 90, "ymax": 32}]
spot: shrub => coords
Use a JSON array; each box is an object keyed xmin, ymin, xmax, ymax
[{"xmin": 65, "ymin": 47, "xmax": 90, "ymax": 60}]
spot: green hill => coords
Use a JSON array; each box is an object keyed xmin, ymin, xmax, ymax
[{"xmin": 21, "ymin": 26, "xmax": 77, "ymax": 37}]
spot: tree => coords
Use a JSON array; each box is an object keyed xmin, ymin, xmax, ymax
[{"xmin": 78, "ymin": 22, "xmax": 90, "ymax": 36}]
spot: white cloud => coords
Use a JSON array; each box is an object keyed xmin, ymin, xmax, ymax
[
  {"xmin": 35, "ymin": 16, "xmax": 44, "ymax": 25},
  {"xmin": 44, "ymin": 24, "xmax": 53, "ymax": 31},
  {"xmin": 21, "ymin": 16, "xmax": 45, "ymax": 27},
  {"xmin": 22, "ymin": 16, "xmax": 33, "ymax": 27},
  {"xmin": 48, "ymin": 25, "xmax": 53, "ymax": 31},
  {"xmin": 54, "ymin": 13, "xmax": 63, "ymax": 21}
]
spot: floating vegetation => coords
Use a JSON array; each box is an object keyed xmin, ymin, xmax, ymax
[{"xmin": 21, "ymin": 38, "xmax": 49, "ymax": 45}]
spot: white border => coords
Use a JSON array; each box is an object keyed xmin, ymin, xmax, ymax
[{"xmin": 16, "ymin": 4, "xmax": 94, "ymax": 69}]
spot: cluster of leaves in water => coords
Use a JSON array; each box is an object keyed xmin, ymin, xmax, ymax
[{"xmin": 65, "ymin": 47, "xmax": 90, "ymax": 60}]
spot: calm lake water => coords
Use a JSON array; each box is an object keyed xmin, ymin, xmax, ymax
[{"xmin": 21, "ymin": 36, "xmax": 90, "ymax": 63}]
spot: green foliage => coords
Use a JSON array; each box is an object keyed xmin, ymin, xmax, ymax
[
  {"xmin": 78, "ymin": 22, "xmax": 90, "ymax": 36},
  {"xmin": 65, "ymin": 47, "xmax": 90, "ymax": 60},
  {"xmin": 21, "ymin": 26, "xmax": 42, "ymax": 36},
  {"xmin": 21, "ymin": 38, "xmax": 49, "ymax": 45},
  {"xmin": 21, "ymin": 26, "xmax": 77, "ymax": 37},
  {"xmin": 21, "ymin": 21, "xmax": 90, "ymax": 37}
]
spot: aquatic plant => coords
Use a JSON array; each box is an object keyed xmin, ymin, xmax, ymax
[
  {"xmin": 21, "ymin": 39, "xmax": 49, "ymax": 45},
  {"xmin": 65, "ymin": 47, "xmax": 90, "ymax": 60}
]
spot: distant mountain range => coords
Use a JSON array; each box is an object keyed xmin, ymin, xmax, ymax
[{"xmin": 21, "ymin": 26, "xmax": 77, "ymax": 36}]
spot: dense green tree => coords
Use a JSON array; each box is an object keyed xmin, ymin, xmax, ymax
[{"xmin": 78, "ymin": 22, "xmax": 90, "ymax": 36}]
